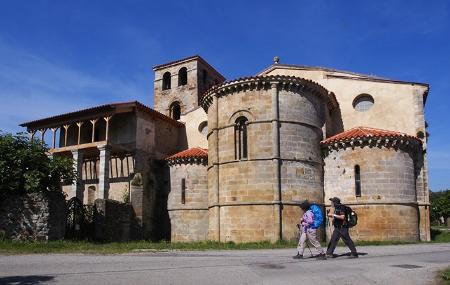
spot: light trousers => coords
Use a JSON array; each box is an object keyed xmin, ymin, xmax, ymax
[{"xmin": 297, "ymin": 228, "xmax": 325, "ymax": 255}]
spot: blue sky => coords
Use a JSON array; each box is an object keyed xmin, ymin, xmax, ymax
[{"xmin": 0, "ymin": 1, "xmax": 449, "ymax": 190}]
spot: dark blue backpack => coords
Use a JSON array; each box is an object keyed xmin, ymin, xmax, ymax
[{"xmin": 310, "ymin": 204, "xmax": 324, "ymax": 229}]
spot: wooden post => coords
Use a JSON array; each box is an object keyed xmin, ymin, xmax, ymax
[
  {"xmin": 63, "ymin": 125, "xmax": 70, "ymax": 147},
  {"xmin": 104, "ymin": 116, "xmax": 112, "ymax": 142},
  {"xmin": 90, "ymin": 119, "xmax": 98, "ymax": 143},
  {"xmin": 50, "ymin": 127, "xmax": 59, "ymax": 149},
  {"xmin": 39, "ymin": 128, "xmax": 47, "ymax": 144},
  {"xmin": 76, "ymin": 122, "xmax": 83, "ymax": 145},
  {"xmin": 29, "ymin": 130, "xmax": 36, "ymax": 141}
]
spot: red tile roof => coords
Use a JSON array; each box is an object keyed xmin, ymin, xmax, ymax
[
  {"xmin": 321, "ymin": 126, "xmax": 421, "ymax": 145},
  {"xmin": 167, "ymin": 147, "xmax": 208, "ymax": 160}
]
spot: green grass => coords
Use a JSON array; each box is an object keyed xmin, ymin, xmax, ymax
[
  {"xmin": 0, "ymin": 240, "xmax": 299, "ymax": 255},
  {"xmin": 0, "ymin": 229, "xmax": 448, "ymax": 255},
  {"xmin": 431, "ymin": 228, "xmax": 450, "ymax": 243}
]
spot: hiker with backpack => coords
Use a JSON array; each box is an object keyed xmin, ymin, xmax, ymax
[
  {"xmin": 293, "ymin": 200, "xmax": 327, "ymax": 260},
  {"xmin": 326, "ymin": 197, "xmax": 358, "ymax": 258}
]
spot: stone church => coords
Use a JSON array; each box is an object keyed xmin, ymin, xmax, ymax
[{"xmin": 21, "ymin": 55, "xmax": 430, "ymax": 242}]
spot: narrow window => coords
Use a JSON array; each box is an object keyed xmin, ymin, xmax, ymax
[
  {"xmin": 202, "ymin": 70, "xmax": 208, "ymax": 85},
  {"xmin": 181, "ymin": 178, "xmax": 186, "ymax": 204},
  {"xmin": 162, "ymin": 72, "xmax": 171, "ymax": 90},
  {"xmin": 234, "ymin": 116, "xmax": 248, "ymax": 160},
  {"xmin": 178, "ymin": 67, "xmax": 187, "ymax": 86},
  {"xmin": 355, "ymin": 165, "xmax": 361, "ymax": 197},
  {"xmin": 170, "ymin": 101, "xmax": 181, "ymax": 120}
]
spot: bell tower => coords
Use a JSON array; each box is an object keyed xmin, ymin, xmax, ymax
[{"xmin": 153, "ymin": 55, "xmax": 225, "ymax": 119}]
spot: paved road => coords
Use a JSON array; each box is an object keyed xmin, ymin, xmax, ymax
[{"xmin": 0, "ymin": 243, "xmax": 449, "ymax": 285}]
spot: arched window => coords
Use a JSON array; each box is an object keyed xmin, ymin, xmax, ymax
[
  {"xmin": 178, "ymin": 67, "xmax": 187, "ymax": 86},
  {"xmin": 198, "ymin": 121, "xmax": 208, "ymax": 136},
  {"xmin": 234, "ymin": 116, "xmax": 248, "ymax": 160},
  {"xmin": 355, "ymin": 165, "xmax": 361, "ymax": 197},
  {"xmin": 353, "ymin": 94, "xmax": 374, "ymax": 112},
  {"xmin": 170, "ymin": 101, "xmax": 181, "ymax": 120},
  {"xmin": 162, "ymin": 72, "xmax": 171, "ymax": 90}
]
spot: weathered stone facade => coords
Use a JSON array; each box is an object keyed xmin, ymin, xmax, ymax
[
  {"xmin": 201, "ymin": 76, "xmax": 331, "ymax": 243},
  {"xmin": 0, "ymin": 192, "xmax": 66, "ymax": 241},
  {"xmin": 167, "ymin": 149, "xmax": 208, "ymax": 241},
  {"xmin": 21, "ymin": 55, "xmax": 431, "ymax": 243},
  {"xmin": 323, "ymin": 144, "xmax": 422, "ymax": 241}
]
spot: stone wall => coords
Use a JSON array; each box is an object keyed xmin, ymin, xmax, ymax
[
  {"xmin": 0, "ymin": 192, "xmax": 66, "ymax": 241},
  {"xmin": 153, "ymin": 57, "xmax": 224, "ymax": 117},
  {"xmin": 324, "ymin": 146, "xmax": 422, "ymax": 241},
  {"xmin": 94, "ymin": 199, "xmax": 137, "ymax": 242},
  {"xmin": 206, "ymin": 79, "xmax": 327, "ymax": 243},
  {"xmin": 168, "ymin": 163, "xmax": 208, "ymax": 242},
  {"xmin": 263, "ymin": 66, "xmax": 428, "ymax": 137}
]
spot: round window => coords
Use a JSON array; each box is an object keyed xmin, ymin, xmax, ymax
[
  {"xmin": 353, "ymin": 94, "xmax": 374, "ymax": 112},
  {"xmin": 198, "ymin": 121, "xmax": 208, "ymax": 136}
]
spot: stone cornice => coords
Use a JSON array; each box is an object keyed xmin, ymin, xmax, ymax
[
  {"xmin": 321, "ymin": 135, "xmax": 422, "ymax": 154},
  {"xmin": 199, "ymin": 75, "xmax": 337, "ymax": 112}
]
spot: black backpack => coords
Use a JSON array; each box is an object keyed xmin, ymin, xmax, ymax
[{"xmin": 343, "ymin": 206, "xmax": 358, "ymax": 228}]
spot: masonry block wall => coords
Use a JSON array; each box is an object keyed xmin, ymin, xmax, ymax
[
  {"xmin": 153, "ymin": 57, "xmax": 225, "ymax": 118},
  {"xmin": 324, "ymin": 147, "xmax": 421, "ymax": 241},
  {"xmin": 168, "ymin": 163, "xmax": 208, "ymax": 241},
  {"xmin": 204, "ymin": 77, "xmax": 328, "ymax": 243}
]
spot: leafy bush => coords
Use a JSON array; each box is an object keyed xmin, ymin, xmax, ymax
[
  {"xmin": 0, "ymin": 132, "xmax": 76, "ymax": 196},
  {"xmin": 431, "ymin": 190, "xmax": 450, "ymax": 227}
]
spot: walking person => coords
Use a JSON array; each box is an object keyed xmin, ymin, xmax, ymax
[
  {"xmin": 326, "ymin": 197, "xmax": 358, "ymax": 258},
  {"xmin": 293, "ymin": 200, "xmax": 327, "ymax": 260}
]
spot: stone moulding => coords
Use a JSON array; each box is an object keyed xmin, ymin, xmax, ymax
[
  {"xmin": 166, "ymin": 156, "xmax": 207, "ymax": 166},
  {"xmin": 199, "ymin": 75, "xmax": 337, "ymax": 112}
]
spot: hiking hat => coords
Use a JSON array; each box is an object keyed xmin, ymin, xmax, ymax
[
  {"xmin": 329, "ymin": 197, "xmax": 341, "ymax": 204},
  {"xmin": 299, "ymin": 200, "xmax": 310, "ymax": 210}
]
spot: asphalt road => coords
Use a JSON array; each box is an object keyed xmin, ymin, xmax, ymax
[{"xmin": 0, "ymin": 243, "xmax": 449, "ymax": 285}]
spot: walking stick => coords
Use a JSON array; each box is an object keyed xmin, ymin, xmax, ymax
[{"xmin": 306, "ymin": 240, "xmax": 313, "ymax": 257}]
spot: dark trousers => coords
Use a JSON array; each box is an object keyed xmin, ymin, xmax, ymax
[{"xmin": 326, "ymin": 227, "xmax": 357, "ymax": 255}]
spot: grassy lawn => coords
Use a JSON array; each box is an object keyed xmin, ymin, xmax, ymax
[
  {"xmin": 0, "ymin": 240, "xmax": 299, "ymax": 254},
  {"xmin": 0, "ymin": 229, "xmax": 448, "ymax": 255}
]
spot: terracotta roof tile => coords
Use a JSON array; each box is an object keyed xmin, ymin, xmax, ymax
[
  {"xmin": 321, "ymin": 126, "xmax": 421, "ymax": 145},
  {"xmin": 167, "ymin": 147, "xmax": 208, "ymax": 160}
]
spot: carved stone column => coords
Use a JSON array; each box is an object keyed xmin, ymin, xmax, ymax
[{"xmin": 98, "ymin": 145, "xmax": 111, "ymax": 199}]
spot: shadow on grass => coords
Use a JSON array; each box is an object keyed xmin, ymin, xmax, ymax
[{"xmin": 0, "ymin": 275, "xmax": 54, "ymax": 285}]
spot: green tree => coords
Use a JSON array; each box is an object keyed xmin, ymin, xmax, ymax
[
  {"xmin": 0, "ymin": 131, "xmax": 76, "ymax": 196},
  {"xmin": 430, "ymin": 190, "xmax": 450, "ymax": 227}
]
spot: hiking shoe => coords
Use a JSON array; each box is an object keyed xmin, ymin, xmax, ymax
[
  {"xmin": 348, "ymin": 253, "xmax": 358, "ymax": 259},
  {"xmin": 326, "ymin": 253, "xmax": 335, "ymax": 258},
  {"xmin": 316, "ymin": 253, "xmax": 327, "ymax": 260},
  {"xmin": 292, "ymin": 253, "xmax": 303, "ymax": 259}
]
